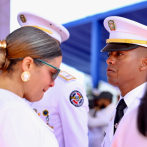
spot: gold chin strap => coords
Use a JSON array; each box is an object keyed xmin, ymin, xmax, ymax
[
  {"xmin": 106, "ymin": 39, "xmax": 147, "ymax": 45},
  {"xmin": 22, "ymin": 25, "xmax": 53, "ymax": 34},
  {"xmin": 0, "ymin": 40, "xmax": 7, "ymax": 48}
]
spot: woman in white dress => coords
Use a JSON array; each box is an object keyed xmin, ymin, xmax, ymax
[{"xmin": 0, "ymin": 21, "xmax": 63, "ymax": 147}]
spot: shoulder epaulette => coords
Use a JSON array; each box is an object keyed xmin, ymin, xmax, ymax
[{"xmin": 58, "ymin": 71, "xmax": 76, "ymax": 82}]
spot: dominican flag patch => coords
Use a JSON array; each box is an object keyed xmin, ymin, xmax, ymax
[{"xmin": 69, "ymin": 90, "xmax": 84, "ymax": 107}]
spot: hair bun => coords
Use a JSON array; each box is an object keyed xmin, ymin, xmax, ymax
[
  {"xmin": 0, "ymin": 40, "xmax": 7, "ymax": 49},
  {"xmin": 0, "ymin": 39, "xmax": 8, "ymax": 70}
]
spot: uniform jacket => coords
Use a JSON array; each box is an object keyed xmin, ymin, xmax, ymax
[
  {"xmin": 111, "ymin": 107, "xmax": 147, "ymax": 147},
  {"xmin": 0, "ymin": 89, "xmax": 59, "ymax": 147},
  {"xmin": 30, "ymin": 71, "xmax": 89, "ymax": 147},
  {"xmin": 101, "ymin": 82, "xmax": 146, "ymax": 147}
]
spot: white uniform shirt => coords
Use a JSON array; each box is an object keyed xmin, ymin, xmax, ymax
[
  {"xmin": 0, "ymin": 89, "xmax": 59, "ymax": 147},
  {"xmin": 101, "ymin": 82, "xmax": 146, "ymax": 147},
  {"xmin": 30, "ymin": 72, "xmax": 89, "ymax": 147},
  {"xmin": 88, "ymin": 103, "xmax": 116, "ymax": 147},
  {"xmin": 88, "ymin": 103, "xmax": 116, "ymax": 127},
  {"xmin": 111, "ymin": 107, "xmax": 147, "ymax": 147}
]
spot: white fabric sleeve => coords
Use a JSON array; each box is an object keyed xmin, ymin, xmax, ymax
[
  {"xmin": 0, "ymin": 105, "xmax": 56, "ymax": 147},
  {"xmin": 58, "ymin": 81, "xmax": 89, "ymax": 147}
]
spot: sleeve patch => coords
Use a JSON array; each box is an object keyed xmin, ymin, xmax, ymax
[
  {"xmin": 59, "ymin": 71, "xmax": 76, "ymax": 82},
  {"xmin": 69, "ymin": 90, "xmax": 84, "ymax": 107}
]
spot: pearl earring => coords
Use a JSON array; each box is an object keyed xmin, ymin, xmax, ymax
[{"xmin": 21, "ymin": 71, "xmax": 31, "ymax": 82}]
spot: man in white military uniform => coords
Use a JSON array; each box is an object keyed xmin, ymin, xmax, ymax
[
  {"xmin": 101, "ymin": 16, "xmax": 147, "ymax": 147},
  {"xmin": 17, "ymin": 12, "xmax": 89, "ymax": 147}
]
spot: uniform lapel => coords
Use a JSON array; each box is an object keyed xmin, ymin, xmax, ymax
[
  {"xmin": 108, "ymin": 109, "xmax": 116, "ymax": 142},
  {"xmin": 123, "ymin": 98, "xmax": 140, "ymax": 118}
]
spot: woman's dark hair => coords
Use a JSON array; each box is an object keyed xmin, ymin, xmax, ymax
[
  {"xmin": 0, "ymin": 26, "xmax": 62, "ymax": 72},
  {"xmin": 137, "ymin": 88, "xmax": 147, "ymax": 136}
]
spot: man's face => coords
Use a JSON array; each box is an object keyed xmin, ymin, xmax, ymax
[{"xmin": 106, "ymin": 48, "xmax": 142, "ymax": 87}]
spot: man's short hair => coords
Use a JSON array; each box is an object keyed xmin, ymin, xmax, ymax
[{"xmin": 95, "ymin": 91, "xmax": 113, "ymax": 103}]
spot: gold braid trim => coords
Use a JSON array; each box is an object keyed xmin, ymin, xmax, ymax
[{"xmin": 106, "ymin": 39, "xmax": 147, "ymax": 45}]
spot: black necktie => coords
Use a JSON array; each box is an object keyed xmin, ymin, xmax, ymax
[{"xmin": 114, "ymin": 99, "xmax": 127, "ymax": 134}]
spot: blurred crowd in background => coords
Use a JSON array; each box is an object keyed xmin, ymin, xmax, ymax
[{"xmin": 86, "ymin": 80, "xmax": 120, "ymax": 147}]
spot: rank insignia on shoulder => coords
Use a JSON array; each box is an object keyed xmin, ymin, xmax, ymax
[
  {"xmin": 59, "ymin": 71, "xmax": 76, "ymax": 82},
  {"xmin": 69, "ymin": 90, "xmax": 84, "ymax": 107}
]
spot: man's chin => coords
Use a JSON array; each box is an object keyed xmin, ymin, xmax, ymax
[{"xmin": 107, "ymin": 78, "xmax": 118, "ymax": 86}]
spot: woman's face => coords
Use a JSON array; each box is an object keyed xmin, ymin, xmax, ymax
[{"xmin": 23, "ymin": 56, "xmax": 62, "ymax": 102}]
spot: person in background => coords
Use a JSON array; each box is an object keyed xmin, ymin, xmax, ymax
[
  {"xmin": 101, "ymin": 16, "xmax": 147, "ymax": 147},
  {"xmin": 88, "ymin": 91, "xmax": 116, "ymax": 147},
  {"xmin": 88, "ymin": 99, "xmax": 96, "ymax": 110},
  {"xmin": 88, "ymin": 94, "xmax": 100, "ymax": 117},
  {"xmin": 19, "ymin": 12, "xmax": 89, "ymax": 147},
  {"xmin": 0, "ymin": 10, "xmax": 68, "ymax": 147}
]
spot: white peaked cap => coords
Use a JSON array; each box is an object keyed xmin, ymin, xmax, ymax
[
  {"xmin": 17, "ymin": 11, "xmax": 70, "ymax": 43},
  {"xmin": 101, "ymin": 16, "xmax": 147, "ymax": 52}
]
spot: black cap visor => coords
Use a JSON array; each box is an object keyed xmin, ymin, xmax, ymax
[{"xmin": 101, "ymin": 43, "xmax": 140, "ymax": 52}]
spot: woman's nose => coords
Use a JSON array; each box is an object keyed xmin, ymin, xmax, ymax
[{"xmin": 49, "ymin": 81, "xmax": 55, "ymax": 87}]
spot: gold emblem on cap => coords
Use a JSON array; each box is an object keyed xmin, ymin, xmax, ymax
[
  {"xmin": 20, "ymin": 14, "xmax": 27, "ymax": 23},
  {"xmin": 108, "ymin": 20, "xmax": 116, "ymax": 31}
]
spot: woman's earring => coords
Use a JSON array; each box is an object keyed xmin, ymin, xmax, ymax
[{"xmin": 21, "ymin": 71, "xmax": 31, "ymax": 82}]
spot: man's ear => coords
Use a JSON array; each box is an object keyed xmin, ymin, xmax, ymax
[
  {"xmin": 21, "ymin": 57, "xmax": 34, "ymax": 72},
  {"xmin": 140, "ymin": 57, "xmax": 147, "ymax": 71}
]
